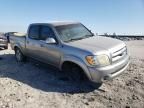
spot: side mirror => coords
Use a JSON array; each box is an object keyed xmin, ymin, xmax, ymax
[{"xmin": 45, "ymin": 38, "xmax": 56, "ymax": 44}]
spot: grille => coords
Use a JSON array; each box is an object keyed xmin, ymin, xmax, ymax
[{"xmin": 111, "ymin": 47, "xmax": 127, "ymax": 63}]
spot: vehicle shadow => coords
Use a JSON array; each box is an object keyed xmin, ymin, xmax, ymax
[{"xmin": 0, "ymin": 54, "xmax": 102, "ymax": 94}]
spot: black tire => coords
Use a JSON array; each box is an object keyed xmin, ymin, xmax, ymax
[
  {"xmin": 87, "ymin": 81, "xmax": 102, "ymax": 89},
  {"xmin": 62, "ymin": 62, "xmax": 87, "ymax": 82},
  {"xmin": 15, "ymin": 48, "xmax": 26, "ymax": 62}
]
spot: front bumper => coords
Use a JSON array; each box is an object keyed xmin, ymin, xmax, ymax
[{"xmin": 87, "ymin": 55, "xmax": 130, "ymax": 83}]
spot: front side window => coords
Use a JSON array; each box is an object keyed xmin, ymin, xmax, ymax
[
  {"xmin": 40, "ymin": 26, "xmax": 55, "ymax": 40},
  {"xmin": 55, "ymin": 23, "xmax": 93, "ymax": 42},
  {"xmin": 29, "ymin": 25, "xmax": 40, "ymax": 39}
]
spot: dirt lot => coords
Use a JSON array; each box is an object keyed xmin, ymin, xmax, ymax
[{"xmin": 0, "ymin": 40, "xmax": 144, "ymax": 108}]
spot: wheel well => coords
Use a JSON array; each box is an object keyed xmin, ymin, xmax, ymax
[
  {"xmin": 14, "ymin": 46, "xmax": 18, "ymax": 51},
  {"xmin": 14, "ymin": 46, "xmax": 22, "ymax": 54},
  {"xmin": 61, "ymin": 61, "xmax": 88, "ymax": 80},
  {"xmin": 62, "ymin": 61, "xmax": 81, "ymax": 70},
  {"xmin": 14, "ymin": 46, "xmax": 21, "ymax": 51}
]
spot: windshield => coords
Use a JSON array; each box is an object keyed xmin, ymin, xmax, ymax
[{"xmin": 55, "ymin": 23, "xmax": 93, "ymax": 42}]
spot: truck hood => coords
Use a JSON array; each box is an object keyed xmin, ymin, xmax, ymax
[{"xmin": 66, "ymin": 36, "xmax": 126, "ymax": 54}]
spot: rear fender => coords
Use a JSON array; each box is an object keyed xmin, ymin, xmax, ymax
[{"xmin": 13, "ymin": 43, "xmax": 24, "ymax": 54}]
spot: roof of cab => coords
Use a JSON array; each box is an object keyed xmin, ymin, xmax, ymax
[{"xmin": 30, "ymin": 21, "xmax": 80, "ymax": 27}]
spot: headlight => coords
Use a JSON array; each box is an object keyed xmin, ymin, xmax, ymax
[{"xmin": 86, "ymin": 55, "xmax": 110, "ymax": 66}]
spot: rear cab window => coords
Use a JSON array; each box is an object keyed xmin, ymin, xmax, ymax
[{"xmin": 28, "ymin": 25, "xmax": 40, "ymax": 40}]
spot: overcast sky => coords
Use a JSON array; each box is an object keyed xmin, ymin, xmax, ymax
[{"xmin": 0, "ymin": 0, "xmax": 144, "ymax": 35}]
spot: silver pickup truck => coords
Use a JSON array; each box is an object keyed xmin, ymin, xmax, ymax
[{"xmin": 10, "ymin": 22, "xmax": 130, "ymax": 83}]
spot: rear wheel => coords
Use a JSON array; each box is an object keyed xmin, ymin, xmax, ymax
[{"xmin": 15, "ymin": 48, "xmax": 26, "ymax": 62}]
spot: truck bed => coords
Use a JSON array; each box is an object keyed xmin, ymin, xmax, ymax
[{"xmin": 10, "ymin": 33, "xmax": 26, "ymax": 52}]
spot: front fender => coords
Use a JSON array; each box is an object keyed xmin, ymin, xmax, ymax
[{"xmin": 60, "ymin": 55, "xmax": 92, "ymax": 80}]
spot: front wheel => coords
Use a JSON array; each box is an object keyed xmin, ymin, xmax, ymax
[
  {"xmin": 62, "ymin": 63, "xmax": 87, "ymax": 82},
  {"xmin": 15, "ymin": 48, "xmax": 26, "ymax": 62}
]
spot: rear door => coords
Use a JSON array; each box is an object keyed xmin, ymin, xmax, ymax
[{"xmin": 26, "ymin": 25, "xmax": 42, "ymax": 59}]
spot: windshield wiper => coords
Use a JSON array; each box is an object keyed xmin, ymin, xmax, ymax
[
  {"xmin": 64, "ymin": 35, "xmax": 94, "ymax": 42},
  {"xmin": 83, "ymin": 34, "xmax": 94, "ymax": 38},
  {"xmin": 65, "ymin": 37, "xmax": 84, "ymax": 42}
]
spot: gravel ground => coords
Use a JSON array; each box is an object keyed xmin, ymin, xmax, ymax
[{"xmin": 0, "ymin": 40, "xmax": 144, "ymax": 108}]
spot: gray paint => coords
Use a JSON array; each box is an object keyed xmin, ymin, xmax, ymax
[{"xmin": 10, "ymin": 22, "xmax": 130, "ymax": 83}]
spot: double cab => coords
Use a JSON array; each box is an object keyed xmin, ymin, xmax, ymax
[{"xmin": 10, "ymin": 22, "xmax": 130, "ymax": 84}]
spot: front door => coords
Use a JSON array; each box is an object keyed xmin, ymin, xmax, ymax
[{"xmin": 37, "ymin": 25, "xmax": 61, "ymax": 66}]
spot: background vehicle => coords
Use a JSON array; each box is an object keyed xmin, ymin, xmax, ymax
[
  {"xmin": 10, "ymin": 22, "xmax": 130, "ymax": 84},
  {"xmin": 5, "ymin": 32, "xmax": 17, "ymax": 43},
  {"xmin": 0, "ymin": 33, "xmax": 8, "ymax": 49}
]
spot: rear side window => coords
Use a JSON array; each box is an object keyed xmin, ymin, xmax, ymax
[
  {"xmin": 40, "ymin": 26, "xmax": 55, "ymax": 40},
  {"xmin": 29, "ymin": 25, "xmax": 40, "ymax": 39}
]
